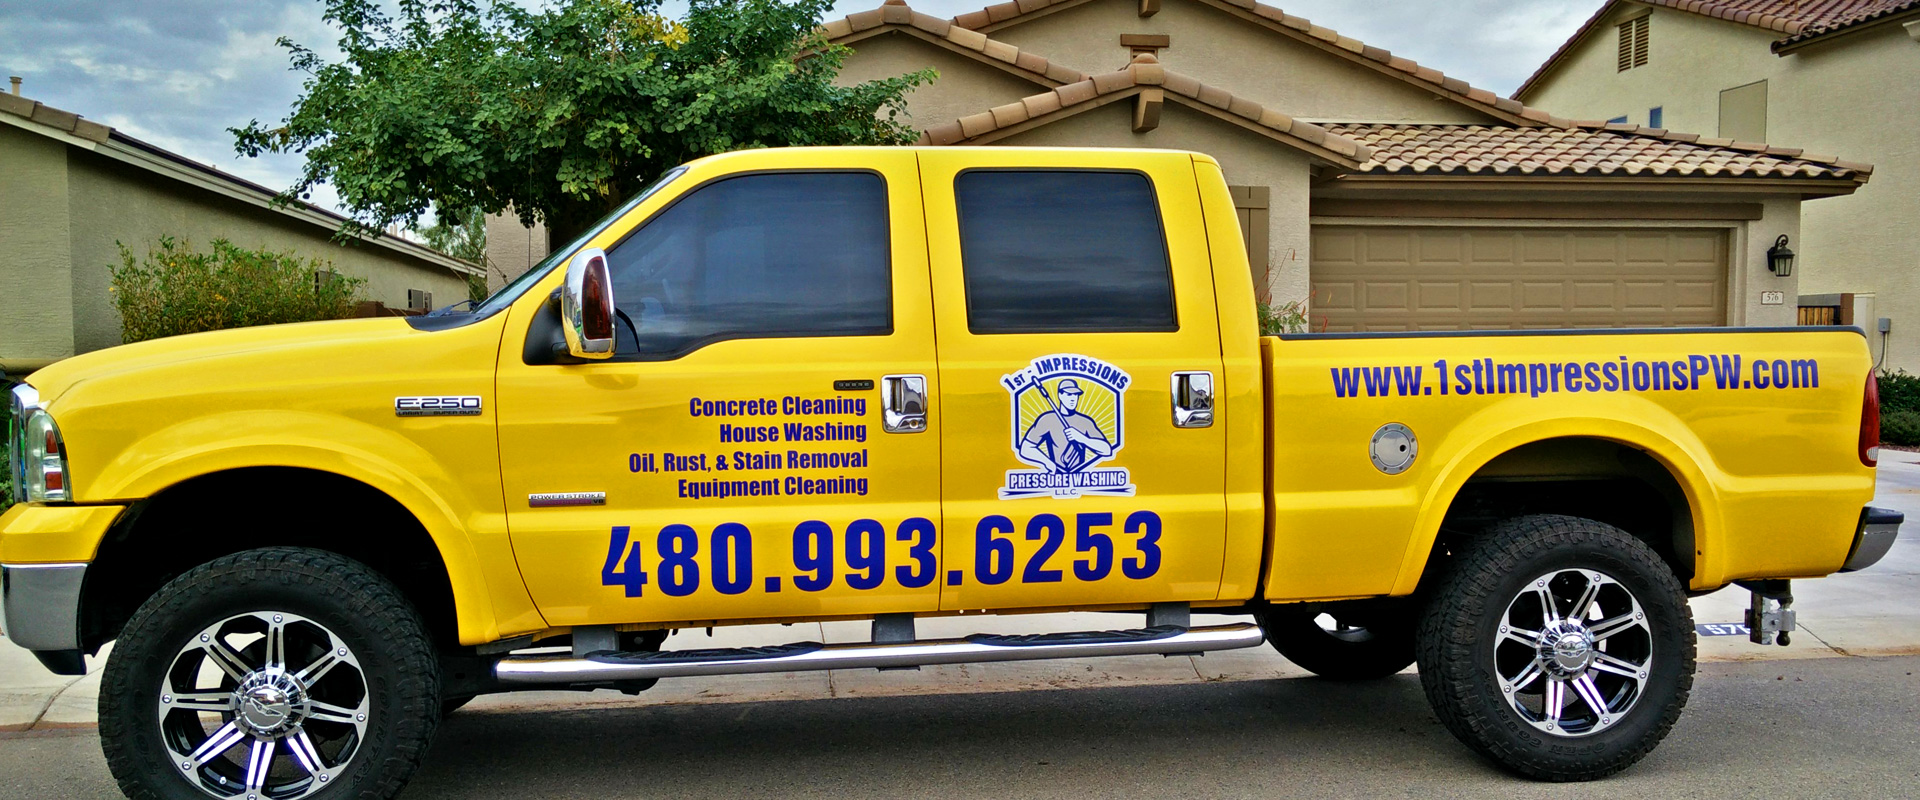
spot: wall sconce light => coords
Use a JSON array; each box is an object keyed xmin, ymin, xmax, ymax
[{"xmin": 1767, "ymin": 234, "xmax": 1795, "ymax": 277}]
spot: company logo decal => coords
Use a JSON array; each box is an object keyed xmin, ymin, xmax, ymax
[{"xmin": 999, "ymin": 354, "xmax": 1135, "ymax": 500}]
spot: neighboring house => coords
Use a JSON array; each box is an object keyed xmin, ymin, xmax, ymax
[
  {"xmin": 818, "ymin": 0, "xmax": 1871, "ymax": 333},
  {"xmin": 0, "ymin": 90, "xmax": 483, "ymax": 373},
  {"xmin": 1514, "ymin": 0, "xmax": 1920, "ymax": 369}
]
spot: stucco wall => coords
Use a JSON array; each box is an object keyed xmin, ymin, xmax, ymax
[
  {"xmin": 0, "ymin": 123, "xmax": 75, "ymax": 365},
  {"xmin": 836, "ymin": 30, "xmax": 1054, "ymax": 129},
  {"xmin": 483, "ymin": 207, "xmax": 550, "ymax": 293},
  {"xmin": 989, "ymin": 0, "xmax": 1498, "ymax": 123},
  {"xmin": 1524, "ymin": 6, "xmax": 1920, "ymax": 366},
  {"xmin": 999, "ymin": 101, "xmax": 1315, "ymax": 304}
]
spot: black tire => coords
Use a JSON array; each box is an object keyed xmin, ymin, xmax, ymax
[
  {"xmin": 1417, "ymin": 515, "xmax": 1695, "ymax": 781},
  {"xmin": 1257, "ymin": 601, "xmax": 1417, "ymax": 680},
  {"xmin": 101, "ymin": 547, "xmax": 441, "ymax": 800}
]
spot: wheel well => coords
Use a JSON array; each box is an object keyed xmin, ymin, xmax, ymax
[
  {"xmin": 1421, "ymin": 437, "xmax": 1696, "ymax": 590},
  {"xmin": 82, "ymin": 467, "xmax": 458, "ymax": 652}
]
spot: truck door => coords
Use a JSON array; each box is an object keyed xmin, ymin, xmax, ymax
[
  {"xmin": 918, "ymin": 150, "xmax": 1229, "ymax": 612},
  {"xmin": 494, "ymin": 150, "xmax": 944, "ymax": 628}
]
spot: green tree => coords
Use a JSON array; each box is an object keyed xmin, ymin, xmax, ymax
[
  {"xmin": 235, "ymin": 0, "xmax": 931, "ymax": 241},
  {"xmin": 417, "ymin": 207, "xmax": 491, "ymax": 302}
]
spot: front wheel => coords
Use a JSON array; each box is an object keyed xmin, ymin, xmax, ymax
[
  {"xmin": 1417, "ymin": 515, "xmax": 1695, "ymax": 781},
  {"xmin": 100, "ymin": 547, "xmax": 441, "ymax": 800}
]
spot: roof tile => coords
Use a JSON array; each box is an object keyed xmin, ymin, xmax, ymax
[
  {"xmin": 881, "ymin": 2, "xmax": 912, "ymax": 24},
  {"xmin": 1054, "ymin": 79, "xmax": 1098, "ymax": 106},
  {"xmin": 1196, "ymin": 83, "xmax": 1233, "ymax": 109},
  {"xmin": 990, "ymin": 100, "xmax": 1030, "ymax": 127},
  {"xmin": 1091, "ymin": 69, "xmax": 1135, "ymax": 93},
  {"xmin": 1022, "ymin": 91, "xmax": 1064, "ymax": 117},
  {"xmin": 982, "ymin": 37, "xmax": 1020, "ymax": 63},
  {"xmin": 847, "ymin": 8, "xmax": 884, "ymax": 31},
  {"xmin": 1330, "ymin": 123, "xmax": 1871, "ymax": 183},
  {"xmin": 958, "ymin": 110, "xmax": 998, "ymax": 138},
  {"xmin": 1014, "ymin": 51, "xmax": 1049, "ymax": 74},
  {"xmin": 908, "ymin": 11, "xmax": 951, "ymax": 35},
  {"xmin": 1163, "ymin": 71, "xmax": 1201, "ymax": 97},
  {"xmin": 924, "ymin": 121, "xmax": 965, "ymax": 146},
  {"xmin": 947, "ymin": 25, "xmax": 989, "ymax": 50},
  {"xmin": 984, "ymin": 1, "xmax": 1021, "ymax": 22},
  {"xmin": 1044, "ymin": 61, "xmax": 1085, "ymax": 84}
]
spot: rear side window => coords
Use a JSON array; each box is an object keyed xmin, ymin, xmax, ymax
[
  {"xmin": 606, "ymin": 172, "xmax": 891, "ymax": 358},
  {"xmin": 955, "ymin": 170, "xmax": 1176, "ymax": 334}
]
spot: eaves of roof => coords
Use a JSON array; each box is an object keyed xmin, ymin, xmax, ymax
[
  {"xmin": 916, "ymin": 53, "xmax": 1372, "ymax": 169},
  {"xmin": 820, "ymin": 0, "xmax": 1086, "ymax": 85},
  {"xmin": 943, "ymin": 0, "xmax": 1568, "ymax": 129},
  {"xmin": 1517, "ymin": 0, "xmax": 1920, "ymax": 99},
  {"xmin": 0, "ymin": 92, "xmax": 482, "ymax": 278},
  {"xmin": 1329, "ymin": 121, "xmax": 1871, "ymax": 195}
]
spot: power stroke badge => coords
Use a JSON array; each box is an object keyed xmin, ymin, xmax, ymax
[{"xmin": 999, "ymin": 354, "xmax": 1135, "ymax": 499}]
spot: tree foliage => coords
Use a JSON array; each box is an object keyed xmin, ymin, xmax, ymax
[{"xmin": 235, "ymin": 0, "xmax": 932, "ymax": 240}]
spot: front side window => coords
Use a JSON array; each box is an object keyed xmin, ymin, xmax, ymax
[
  {"xmin": 605, "ymin": 172, "xmax": 891, "ymax": 358},
  {"xmin": 955, "ymin": 170, "xmax": 1176, "ymax": 334}
]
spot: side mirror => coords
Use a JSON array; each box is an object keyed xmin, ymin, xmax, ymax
[{"xmin": 560, "ymin": 248, "xmax": 615, "ymax": 360}]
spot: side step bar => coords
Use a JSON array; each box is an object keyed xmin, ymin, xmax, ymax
[{"xmin": 494, "ymin": 623, "xmax": 1265, "ymax": 686}]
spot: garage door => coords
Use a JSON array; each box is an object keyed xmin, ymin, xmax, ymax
[{"xmin": 1310, "ymin": 227, "xmax": 1727, "ymax": 332}]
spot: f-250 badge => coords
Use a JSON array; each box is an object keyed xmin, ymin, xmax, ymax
[{"xmin": 999, "ymin": 354, "xmax": 1135, "ymax": 499}]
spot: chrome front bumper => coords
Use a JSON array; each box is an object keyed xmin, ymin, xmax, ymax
[
  {"xmin": 1, "ymin": 562, "xmax": 86, "ymax": 652},
  {"xmin": 1841, "ymin": 507, "xmax": 1902, "ymax": 573}
]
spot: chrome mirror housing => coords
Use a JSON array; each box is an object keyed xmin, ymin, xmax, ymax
[{"xmin": 560, "ymin": 247, "xmax": 615, "ymax": 360}]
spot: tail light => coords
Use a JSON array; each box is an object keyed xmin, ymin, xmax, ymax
[{"xmin": 1860, "ymin": 371, "xmax": 1880, "ymax": 467}]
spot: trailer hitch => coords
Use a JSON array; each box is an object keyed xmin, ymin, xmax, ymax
[{"xmin": 1735, "ymin": 579, "xmax": 1795, "ymax": 646}]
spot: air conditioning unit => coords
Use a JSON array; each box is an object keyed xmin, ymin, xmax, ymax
[{"xmin": 408, "ymin": 289, "xmax": 432, "ymax": 310}]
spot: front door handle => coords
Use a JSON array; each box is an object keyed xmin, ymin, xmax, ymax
[
  {"xmin": 882, "ymin": 374, "xmax": 928, "ymax": 434},
  {"xmin": 1171, "ymin": 371, "xmax": 1214, "ymax": 428}
]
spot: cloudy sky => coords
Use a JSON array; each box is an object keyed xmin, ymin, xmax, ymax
[{"xmin": 0, "ymin": 0, "xmax": 1599, "ymax": 214}]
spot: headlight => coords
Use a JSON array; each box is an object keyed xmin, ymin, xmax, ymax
[{"xmin": 10, "ymin": 384, "xmax": 67, "ymax": 503}]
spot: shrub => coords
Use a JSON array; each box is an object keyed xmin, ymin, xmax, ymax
[
  {"xmin": 110, "ymin": 237, "xmax": 365, "ymax": 343},
  {"xmin": 1877, "ymin": 369, "xmax": 1920, "ymax": 415},
  {"xmin": 1258, "ymin": 300, "xmax": 1310, "ymax": 335},
  {"xmin": 1882, "ymin": 409, "xmax": 1920, "ymax": 447}
]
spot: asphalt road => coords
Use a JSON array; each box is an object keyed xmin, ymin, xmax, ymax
[{"xmin": 5, "ymin": 654, "xmax": 1914, "ymax": 799}]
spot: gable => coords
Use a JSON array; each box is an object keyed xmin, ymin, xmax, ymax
[
  {"xmin": 835, "ymin": 29, "xmax": 1063, "ymax": 128},
  {"xmin": 959, "ymin": 0, "xmax": 1514, "ymax": 124}
]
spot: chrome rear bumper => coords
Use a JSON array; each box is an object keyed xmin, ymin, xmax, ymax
[{"xmin": 1841, "ymin": 506, "xmax": 1902, "ymax": 573}]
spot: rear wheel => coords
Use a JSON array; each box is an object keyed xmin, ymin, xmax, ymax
[
  {"xmin": 101, "ymin": 547, "xmax": 440, "ymax": 800},
  {"xmin": 1257, "ymin": 601, "xmax": 1417, "ymax": 680},
  {"xmin": 1417, "ymin": 515, "xmax": 1694, "ymax": 781}
]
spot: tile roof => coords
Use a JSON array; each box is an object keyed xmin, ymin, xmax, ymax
[
  {"xmin": 916, "ymin": 53, "xmax": 1373, "ymax": 166},
  {"xmin": 0, "ymin": 91, "xmax": 111, "ymax": 143},
  {"xmin": 1329, "ymin": 123, "xmax": 1873, "ymax": 183},
  {"xmin": 944, "ymin": 0, "xmax": 1568, "ymax": 128},
  {"xmin": 1775, "ymin": 0, "xmax": 1920, "ymax": 48},
  {"xmin": 820, "ymin": 0, "xmax": 1085, "ymax": 86},
  {"xmin": 1517, "ymin": 0, "xmax": 1920, "ymax": 98}
]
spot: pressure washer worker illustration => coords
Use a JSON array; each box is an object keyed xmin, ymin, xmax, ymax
[{"xmin": 1017, "ymin": 379, "xmax": 1115, "ymax": 474}]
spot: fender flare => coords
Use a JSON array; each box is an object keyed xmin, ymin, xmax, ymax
[
  {"xmin": 1388, "ymin": 414, "xmax": 1725, "ymax": 596},
  {"xmin": 88, "ymin": 411, "xmax": 527, "ymax": 645}
]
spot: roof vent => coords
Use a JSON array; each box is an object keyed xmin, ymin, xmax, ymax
[{"xmin": 9, "ymin": 77, "xmax": 19, "ymax": 96}]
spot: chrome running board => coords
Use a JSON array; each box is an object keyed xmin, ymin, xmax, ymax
[{"xmin": 493, "ymin": 623, "xmax": 1265, "ymax": 686}]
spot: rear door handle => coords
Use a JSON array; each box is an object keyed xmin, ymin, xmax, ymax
[
  {"xmin": 882, "ymin": 374, "xmax": 928, "ymax": 434},
  {"xmin": 1171, "ymin": 371, "xmax": 1214, "ymax": 428}
]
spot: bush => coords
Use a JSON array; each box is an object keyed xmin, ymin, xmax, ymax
[
  {"xmin": 1882, "ymin": 409, "xmax": 1920, "ymax": 447},
  {"xmin": 1878, "ymin": 369, "xmax": 1920, "ymax": 414},
  {"xmin": 110, "ymin": 237, "xmax": 365, "ymax": 343},
  {"xmin": 1258, "ymin": 300, "xmax": 1310, "ymax": 335}
]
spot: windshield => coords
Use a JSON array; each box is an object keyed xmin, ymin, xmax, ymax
[{"xmin": 469, "ymin": 167, "xmax": 687, "ymax": 317}]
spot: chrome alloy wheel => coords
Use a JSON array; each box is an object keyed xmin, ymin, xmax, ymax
[
  {"xmin": 1493, "ymin": 569, "xmax": 1653, "ymax": 737},
  {"xmin": 157, "ymin": 611, "xmax": 369, "ymax": 799}
]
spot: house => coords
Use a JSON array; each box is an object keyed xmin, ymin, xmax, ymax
[
  {"xmin": 821, "ymin": 0, "xmax": 1870, "ymax": 333},
  {"xmin": 1514, "ymin": 0, "xmax": 1920, "ymax": 368},
  {"xmin": 0, "ymin": 89, "xmax": 483, "ymax": 373}
]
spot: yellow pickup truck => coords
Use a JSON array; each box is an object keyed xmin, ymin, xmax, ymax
[{"xmin": 2, "ymin": 146, "xmax": 1902, "ymax": 797}]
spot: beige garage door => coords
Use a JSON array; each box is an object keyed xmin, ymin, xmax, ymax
[{"xmin": 1310, "ymin": 227, "xmax": 1727, "ymax": 332}]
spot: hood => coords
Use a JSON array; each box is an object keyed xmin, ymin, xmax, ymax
[{"xmin": 28, "ymin": 317, "xmax": 419, "ymax": 406}]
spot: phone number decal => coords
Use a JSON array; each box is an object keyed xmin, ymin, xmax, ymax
[{"xmin": 598, "ymin": 512, "xmax": 1164, "ymax": 597}]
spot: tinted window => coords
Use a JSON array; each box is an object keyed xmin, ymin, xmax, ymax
[
  {"xmin": 956, "ymin": 170, "xmax": 1176, "ymax": 334},
  {"xmin": 606, "ymin": 172, "xmax": 891, "ymax": 358}
]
